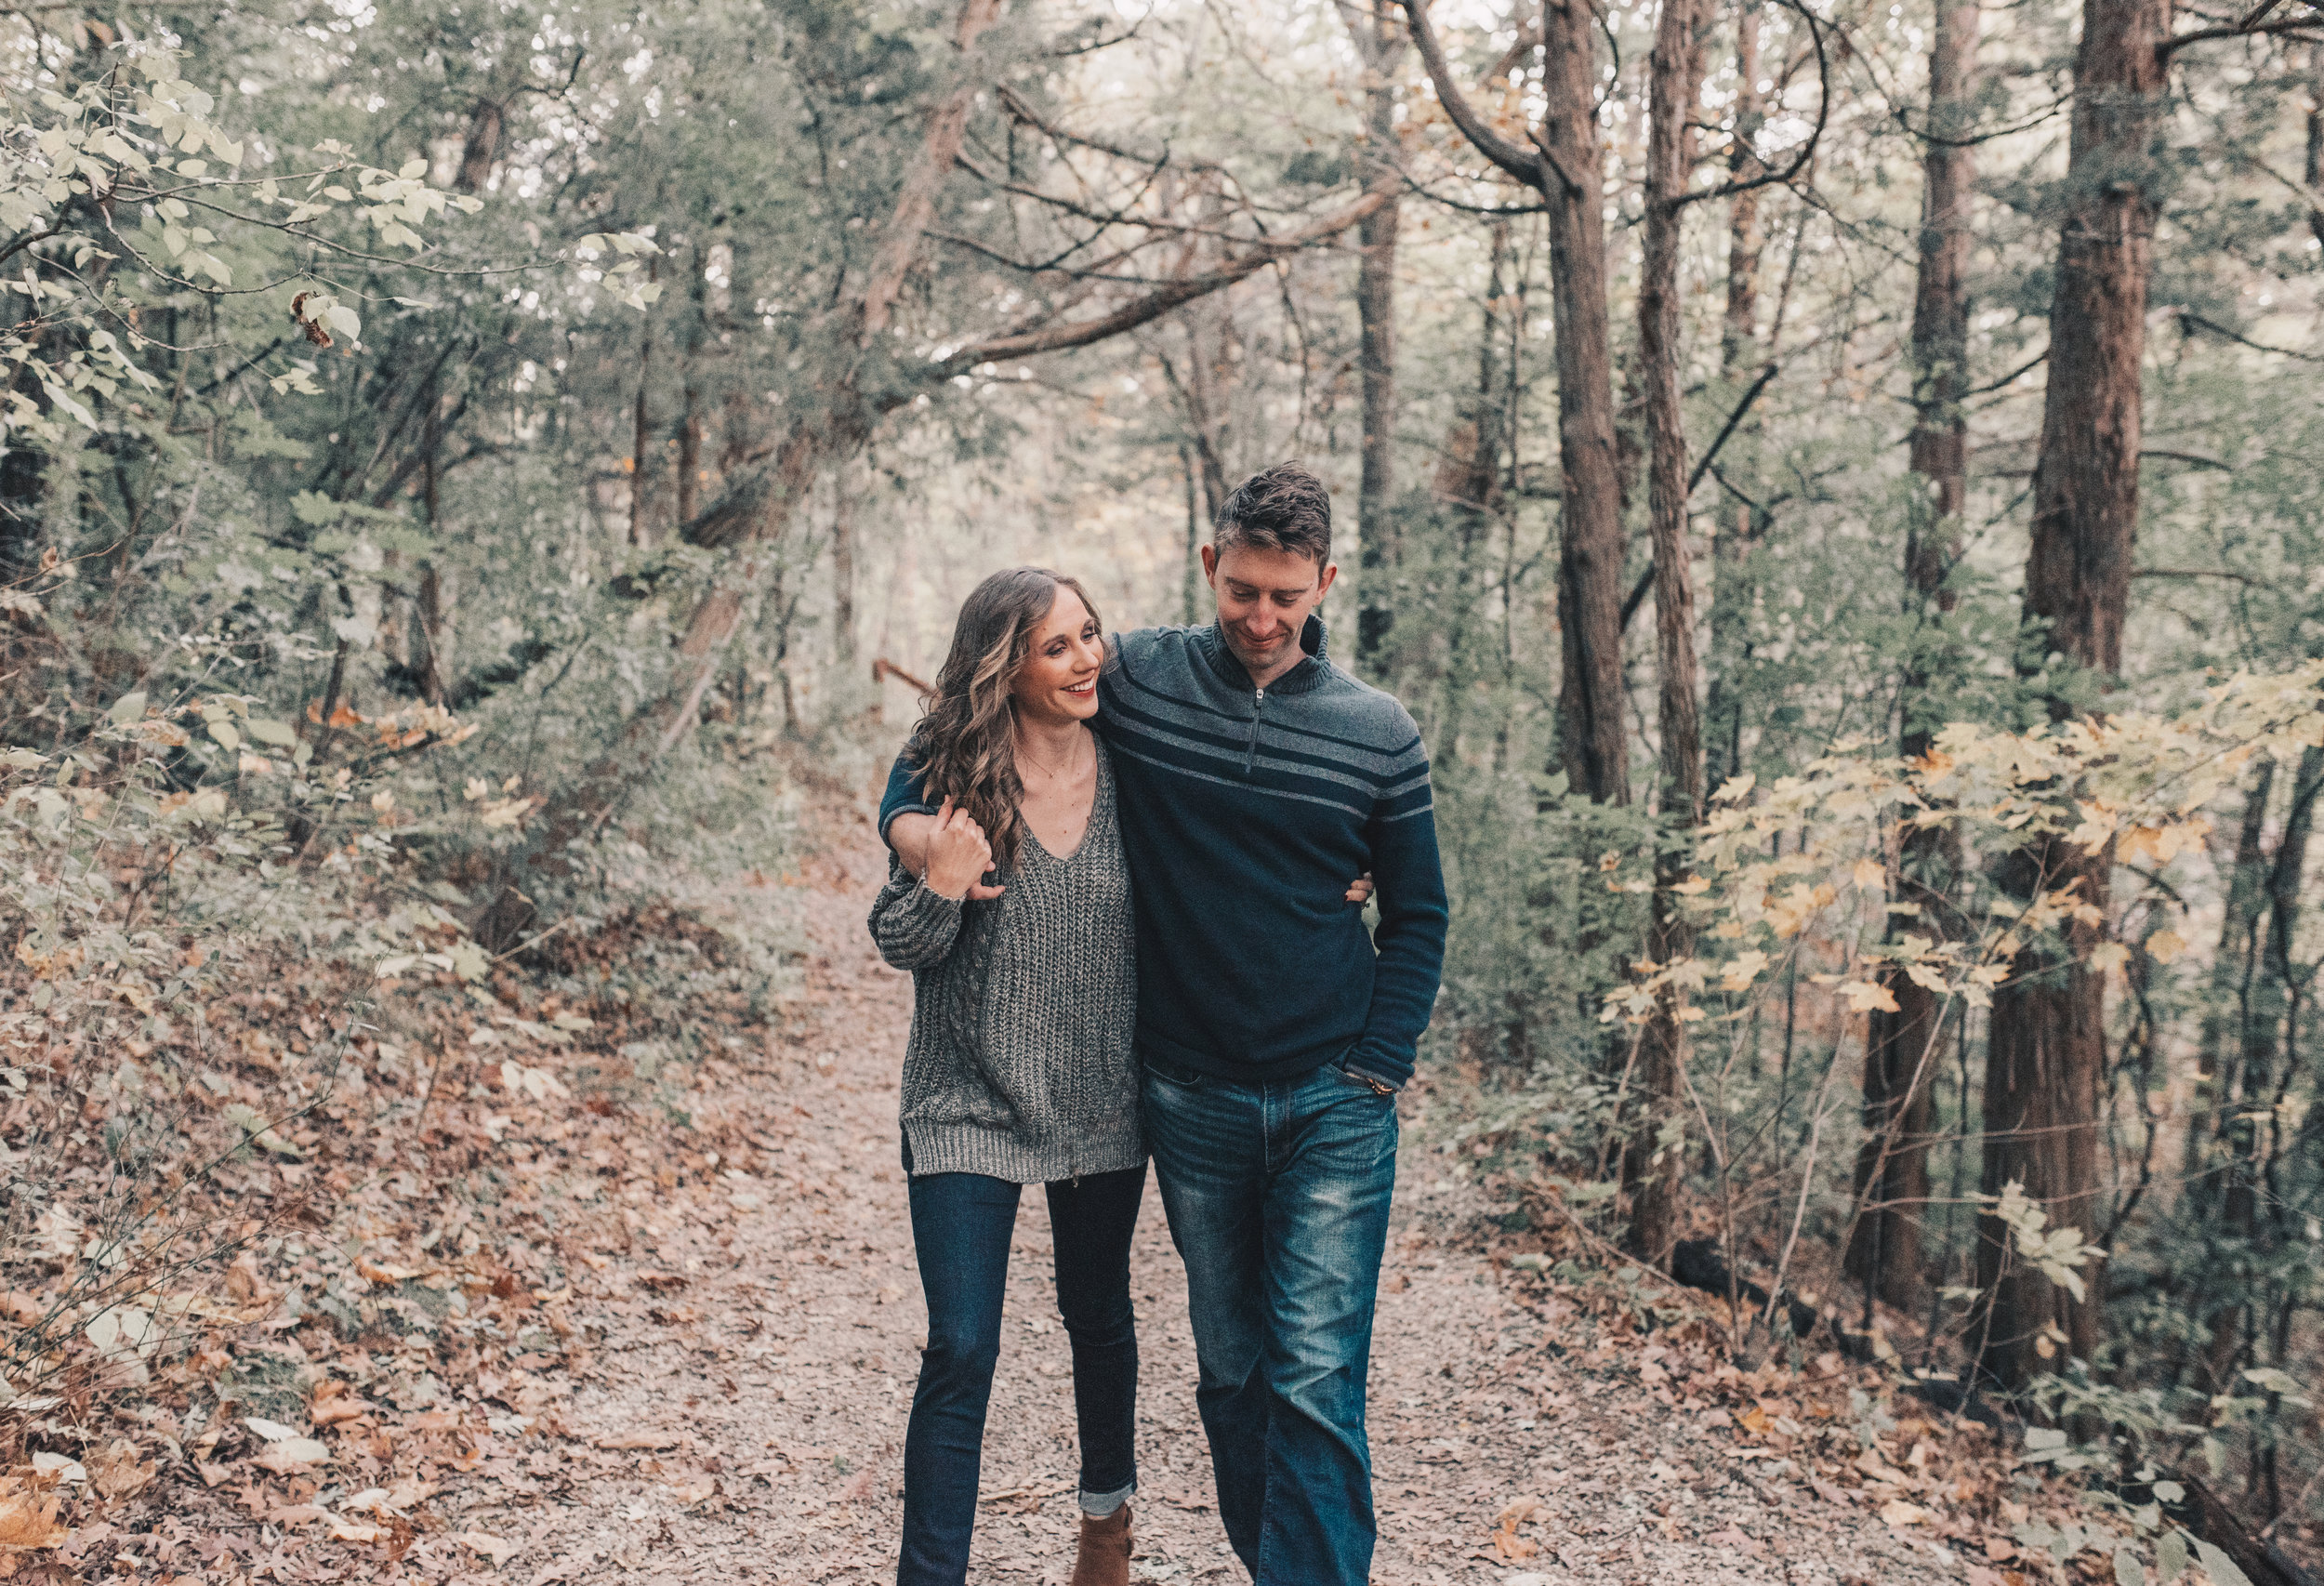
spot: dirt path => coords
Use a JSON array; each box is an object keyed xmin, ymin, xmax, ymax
[{"xmin": 435, "ymin": 821, "xmax": 1966, "ymax": 1586}]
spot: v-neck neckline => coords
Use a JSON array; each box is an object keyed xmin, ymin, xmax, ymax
[{"xmin": 1020, "ymin": 740, "xmax": 1107, "ymax": 867}]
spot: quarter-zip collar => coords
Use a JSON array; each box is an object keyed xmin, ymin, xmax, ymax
[{"xmin": 1194, "ymin": 614, "xmax": 1330, "ymax": 696}]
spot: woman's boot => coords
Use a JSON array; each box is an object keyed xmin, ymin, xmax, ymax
[{"xmin": 1068, "ymin": 1502, "xmax": 1132, "ymax": 1586}]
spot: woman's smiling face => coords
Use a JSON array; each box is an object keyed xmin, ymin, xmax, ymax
[{"xmin": 1011, "ymin": 585, "xmax": 1103, "ymax": 727}]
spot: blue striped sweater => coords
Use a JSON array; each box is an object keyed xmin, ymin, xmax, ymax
[{"xmin": 880, "ymin": 615, "xmax": 1447, "ymax": 1090}]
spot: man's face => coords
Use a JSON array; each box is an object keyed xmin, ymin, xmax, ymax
[{"xmin": 1202, "ymin": 541, "xmax": 1337, "ymax": 680}]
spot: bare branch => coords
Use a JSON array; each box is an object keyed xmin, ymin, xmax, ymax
[
  {"xmin": 941, "ymin": 190, "xmax": 1389, "ymax": 368},
  {"xmin": 1397, "ymin": 0, "xmax": 1548, "ymax": 190}
]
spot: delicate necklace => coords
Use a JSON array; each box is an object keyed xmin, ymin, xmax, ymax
[{"xmin": 1016, "ymin": 727, "xmax": 1088, "ymax": 783}]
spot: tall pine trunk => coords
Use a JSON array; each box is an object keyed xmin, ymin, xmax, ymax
[
  {"xmin": 1352, "ymin": 0, "xmax": 1406, "ymax": 679},
  {"xmin": 1846, "ymin": 0, "xmax": 1980, "ymax": 1313},
  {"xmin": 1702, "ymin": 0, "xmax": 1765, "ymax": 795},
  {"xmin": 1976, "ymin": 0, "xmax": 2169, "ymax": 1388},
  {"xmin": 1404, "ymin": 0, "xmax": 1630, "ymax": 802},
  {"xmin": 1626, "ymin": 0, "xmax": 1709, "ymax": 1265},
  {"xmin": 1541, "ymin": 0, "xmax": 1631, "ymax": 804}
]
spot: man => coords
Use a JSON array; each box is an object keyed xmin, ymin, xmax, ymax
[{"xmin": 883, "ymin": 461, "xmax": 1446, "ymax": 1583}]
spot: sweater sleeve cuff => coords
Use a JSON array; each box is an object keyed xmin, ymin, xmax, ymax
[
  {"xmin": 878, "ymin": 798, "xmax": 939, "ymax": 844},
  {"xmin": 1343, "ymin": 1050, "xmax": 1411, "ymax": 1092}
]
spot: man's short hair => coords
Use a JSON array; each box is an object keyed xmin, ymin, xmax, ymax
[{"xmin": 1215, "ymin": 461, "xmax": 1331, "ymax": 568}]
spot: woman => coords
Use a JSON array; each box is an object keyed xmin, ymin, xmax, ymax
[{"xmin": 868, "ymin": 567, "xmax": 1145, "ymax": 1586}]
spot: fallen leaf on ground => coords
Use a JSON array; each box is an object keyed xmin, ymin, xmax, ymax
[
  {"xmin": 254, "ymin": 1437, "xmax": 330, "ymax": 1473},
  {"xmin": 1879, "ymin": 1499, "xmax": 1930, "ymax": 1527},
  {"xmin": 457, "ymin": 1531, "xmax": 518, "ymax": 1566},
  {"xmin": 264, "ymin": 1504, "xmax": 336, "ymax": 1526},
  {"xmin": 0, "ymin": 1484, "xmax": 68, "ymax": 1549},
  {"xmin": 595, "ymin": 1431, "xmax": 678, "ymax": 1450}
]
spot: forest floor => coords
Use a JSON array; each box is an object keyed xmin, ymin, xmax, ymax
[{"xmin": 23, "ymin": 790, "xmax": 2118, "ymax": 1585}]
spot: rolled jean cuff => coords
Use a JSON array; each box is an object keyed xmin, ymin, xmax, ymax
[{"xmin": 1079, "ymin": 1480, "xmax": 1135, "ymax": 1517}]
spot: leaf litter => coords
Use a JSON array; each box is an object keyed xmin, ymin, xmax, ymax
[{"xmin": 0, "ymin": 802, "xmax": 2171, "ymax": 1585}]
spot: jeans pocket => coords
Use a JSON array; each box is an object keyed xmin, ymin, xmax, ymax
[{"xmin": 1142, "ymin": 1054, "xmax": 1205, "ymax": 1090}]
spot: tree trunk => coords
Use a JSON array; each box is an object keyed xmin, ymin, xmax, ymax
[
  {"xmin": 1625, "ymin": 0, "xmax": 1708, "ymax": 1267},
  {"xmin": 1845, "ymin": 0, "xmax": 1979, "ymax": 1314},
  {"xmin": 628, "ymin": 318, "xmax": 655, "ymax": 548},
  {"xmin": 1539, "ymin": 0, "xmax": 1631, "ymax": 805},
  {"xmin": 1392, "ymin": 1, "xmax": 1631, "ymax": 800},
  {"xmin": 1351, "ymin": 0, "xmax": 1405, "ymax": 680},
  {"xmin": 1181, "ymin": 443, "xmax": 1203, "ymax": 626},
  {"xmin": 2308, "ymin": 42, "xmax": 2323, "ymax": 249},
  {"xmin": 2201, "ymin": 745, "xmax": 2321, "ymax": 1391},
  {"xmin": 1976, "ymin": 0, "xmax": 2169, "ymax": 1387},
  {"xmin": 830, "ymin": 462, "xmax": 857, "ymax": 670},
  {"xmin": 456, "ymin": 99, "xmax": 502, "ymax": 194},
  {"xmin": 1702, "ymin": 0, "xmax": 1766, "ymax": 795},
  {"xmin": 1431, "ymin": 222, "xmax": 1510, "ymax": 755}
]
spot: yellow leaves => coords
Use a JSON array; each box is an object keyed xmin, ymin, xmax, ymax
[
  {"xmin": 1840, "ymin": 979, "xmax": 1900, "ymax": 1014},
  {"xmin": 480, "ymin": 795, "xmax": 537, "ymax": 830},
  {"xmin": 1851, "ymin": 856, "xmax": 1885, "ymax": 890},
  {"xmin": 2145, "ymin": 929, "xmax": 2186, "ymax": 964},
  {"xmin": 1764, "ymin": 882, "xmax": 1837, "ymax": 940},
  {"xmin": 1669, "ymin": 874, "xmax": 1712, "ymax": 895},
  {"xmin": 1720, "ymin": 950, "xmax": 1769, "ymax": 993},
  {"xmin": 2087, "ymin": 942, "xmax": 2130, "ymax": 975}
]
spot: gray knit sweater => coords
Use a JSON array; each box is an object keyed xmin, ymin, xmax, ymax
[{"xmin": 867, "ymin": 741, "xmax": 1143, "ymax": 1183}]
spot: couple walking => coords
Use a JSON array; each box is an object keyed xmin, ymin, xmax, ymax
[{"xmin": 869, "ymin": 462, "xmax": 1448, "ymax": 1585}]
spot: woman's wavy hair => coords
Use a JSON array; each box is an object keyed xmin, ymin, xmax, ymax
[{"xmin": 905, "ymin": 567, "xmax": 1104, "ymax": 877}]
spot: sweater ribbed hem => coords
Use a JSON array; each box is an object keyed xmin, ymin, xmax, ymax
[{"xmin": 902, "ymin": 1120, "xmax": 1146, "ymax": 1186}]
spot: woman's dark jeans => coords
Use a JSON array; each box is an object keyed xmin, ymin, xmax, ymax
[{"xmin": 897, "ymin": 1162, "xmax": 1145, "ymax": 1586}]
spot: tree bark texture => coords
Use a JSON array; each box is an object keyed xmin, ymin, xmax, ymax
[
  {"xmin": 1403, "ymin": 0, "xmax": 1629, "ymax": 804},
  {"xmin": 2308, "ymin": 43, "xmax": 2323, "ymax": 249},
  {"xmin": 2199, "ymin": 746, "xmax": 2320, "ymax": 1391},
  {"xmin": 830, "ymin": 463, "xmax": 857, "ymax": 669},
  {"xmin": 1538, "ymin": 0, "xmax": 1633, "ymax": 805},
  {"xmin": 1846, "ymin": 0, "xmax": 1979, "ymax": 1313},
  {"xmin": 1624, "ymin": 0, "xmax": 1708, "ymax": 1268},
  {"xmin": 1977, "ymin": 0, "xmax": 2169, "ymax": 1386},
  {"xmin": 1702, "ymin": 2, "xmax": 1766, "ymax": 795},
  {"xmin": 1352, "ymin": 0, "xmax": 1406, "ymax": 679}
]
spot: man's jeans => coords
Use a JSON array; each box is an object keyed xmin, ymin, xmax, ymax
[{"xmin": 1141, "ymin": 1054, "xmax": 1398, "ymax": 1585}]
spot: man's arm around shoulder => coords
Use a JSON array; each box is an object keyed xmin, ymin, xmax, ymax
[{"xmin": 1346, "ymin": 744, "xmax": 1448, "ymax": 1092}]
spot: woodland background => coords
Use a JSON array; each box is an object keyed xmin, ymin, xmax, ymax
[{"xmin": 4, "ymin": 0, "xmax": 2324, "ymax": 1575}]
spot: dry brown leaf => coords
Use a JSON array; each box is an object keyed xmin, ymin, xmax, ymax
[
  {"xmin": 595, "ymin": 1431, "xmax": 679, "ymax": 1451},
  {"xmin": 312, "ymin": 1396, "xmax": 377, "ymax": 1426},
  {"xmin": 263, "ymin": 1503, "xmax": 336, "ymax": 1526},
  {"xmin": 0, "ymin": 1484, "xmax": 67, "ymax": 1551},
  {"xmin": 456, "ymin": 1531, "xmax": 518, "ymax": 1566},
  {"xmin": 253, "ymin": 1437, "xmax": 329, "ymax": 1474},
  {"xmin": 1878, "ymin": 1499, "xmax": 1929, "ymax": 1527},
  {"xmin": 224, "ymin": 1249, "xmax": 274, "ymax": 1303},
  {"xmin": 86, "ymin": 1441, "xmax": 154, "ymax": 1501},
  {"xmin": 330, "ymin": 1521, "xmax": 385, "ymax": 1543}
]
